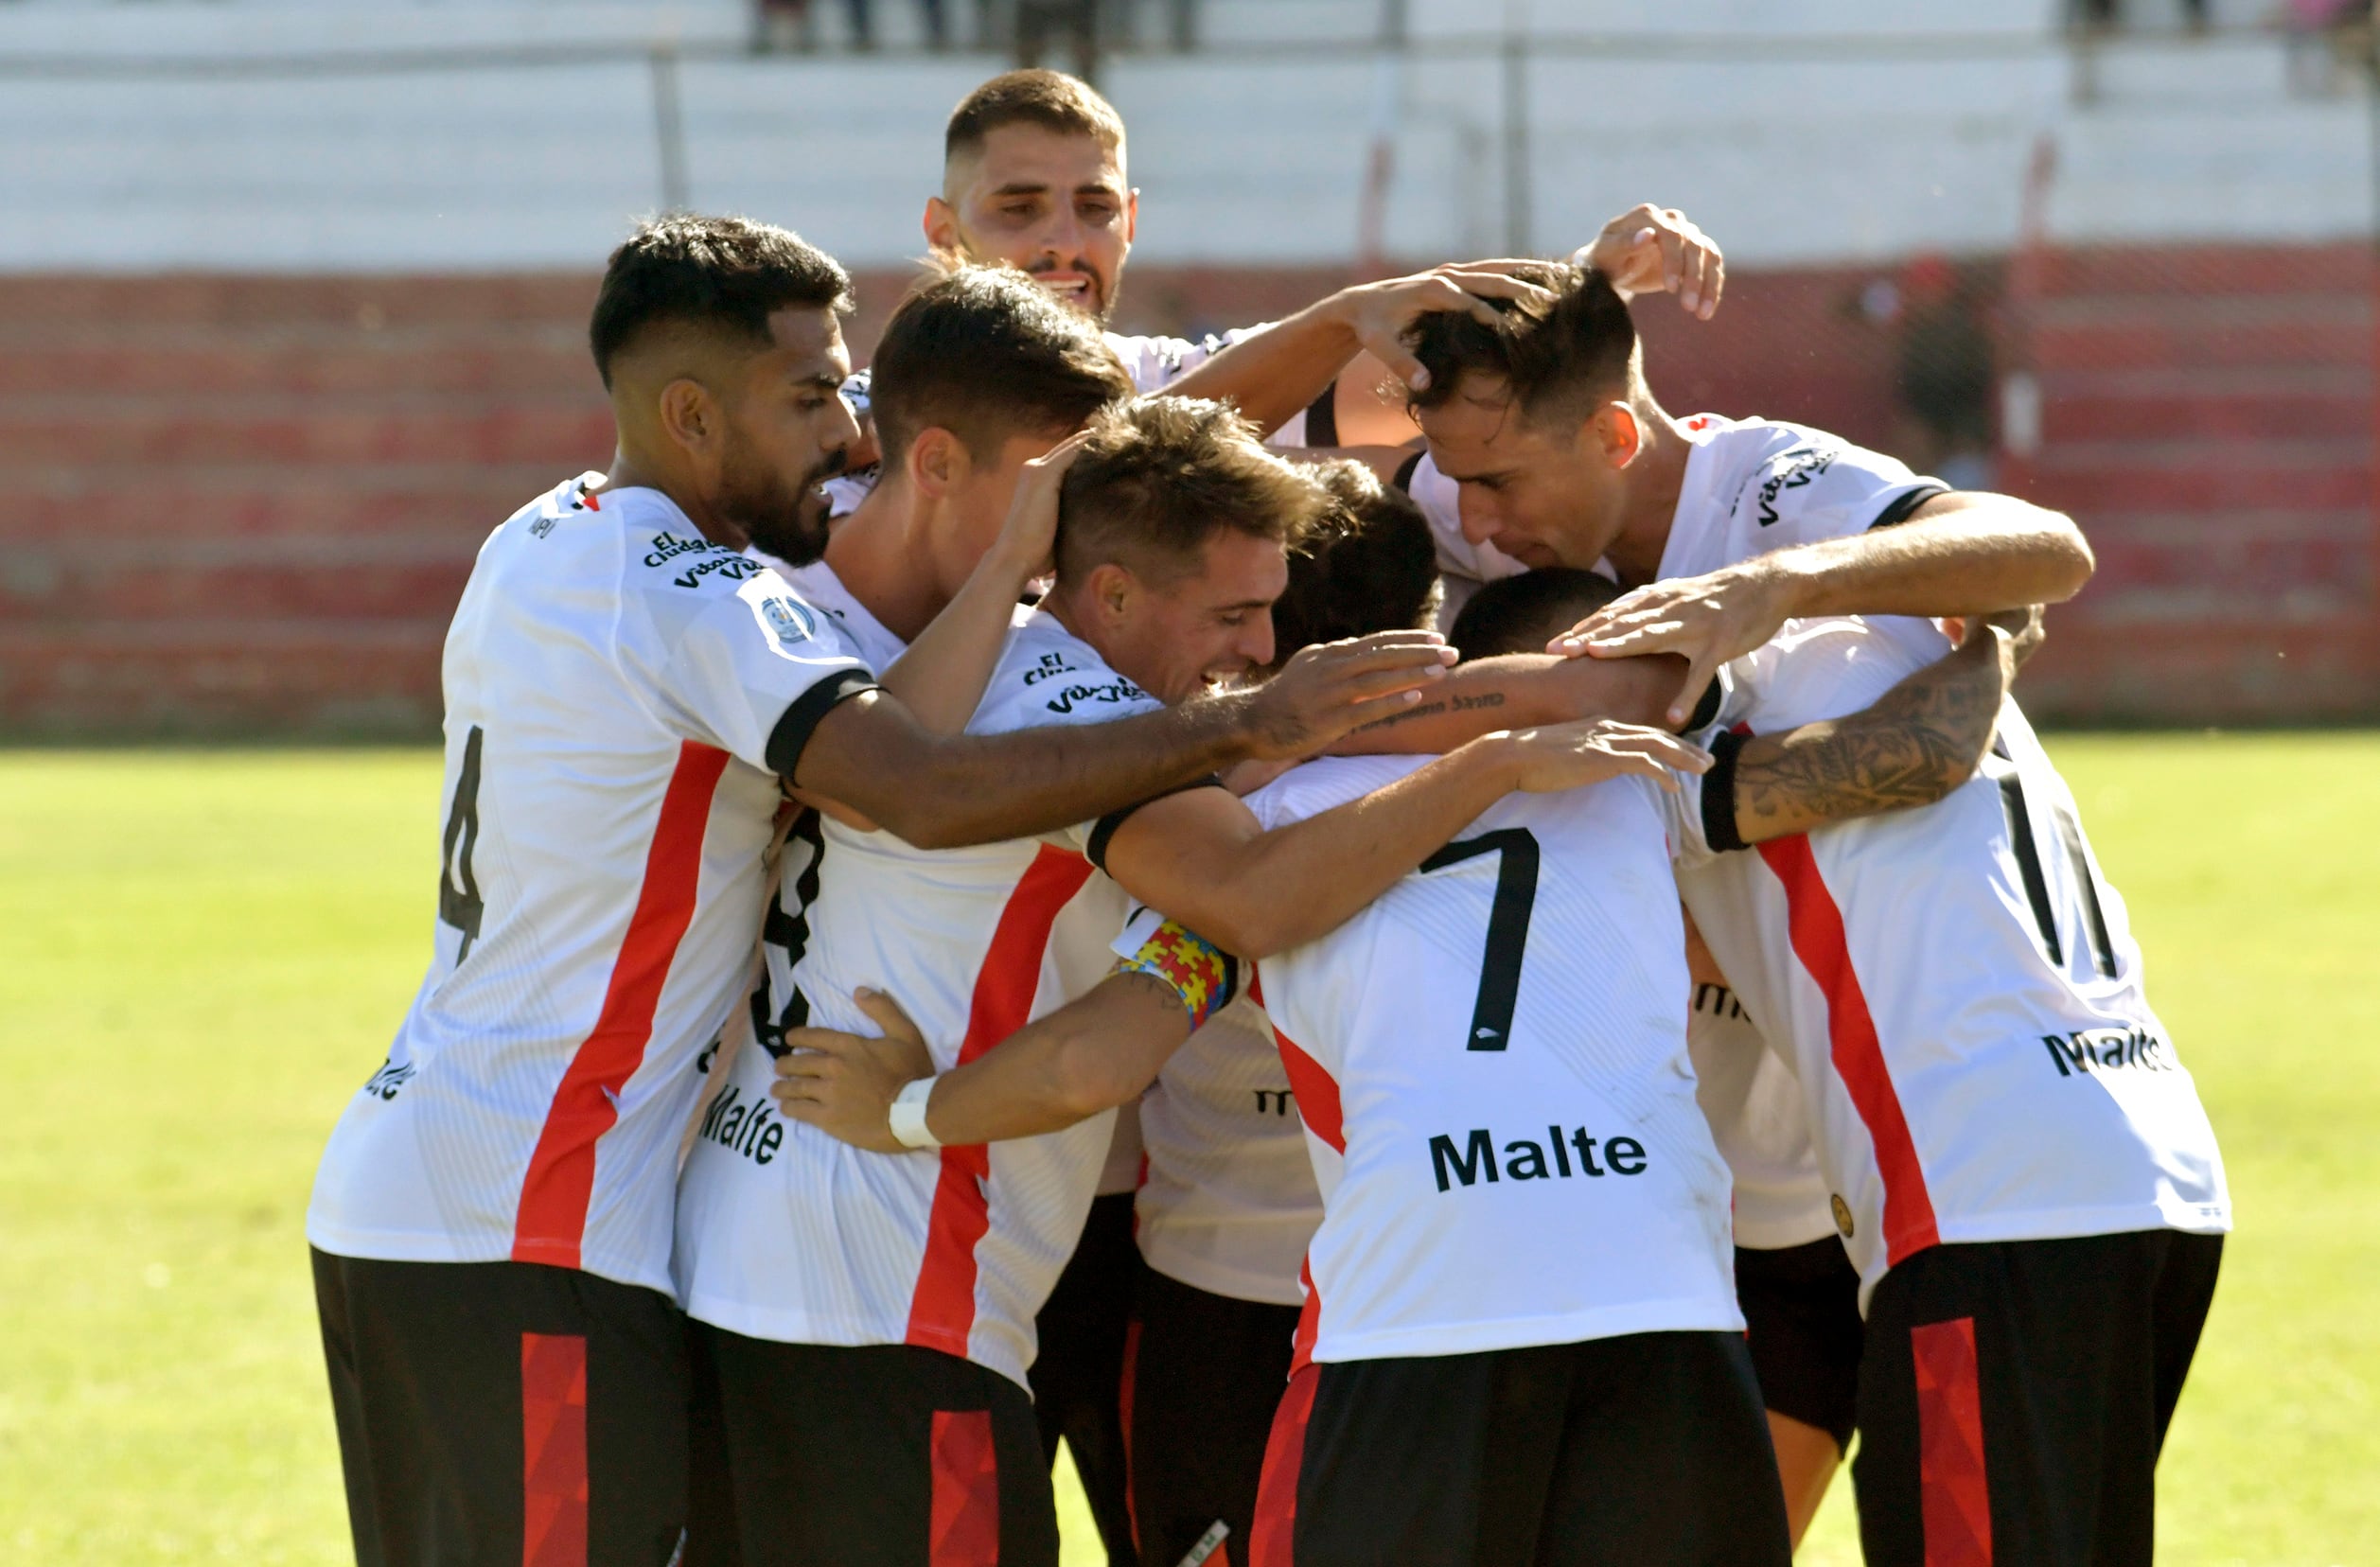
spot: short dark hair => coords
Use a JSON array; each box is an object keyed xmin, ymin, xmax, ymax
[
  {"xmin": 1448, "ymin": 567, "xmax": 1625, "ymax": 661},
  {"xmin": 869, "ymin": 267, "xmax": 1132, "ymax": 468},
  {"xmin": 1056, "ymin": 397, "xmax": 1325, "ymax": 588},
  {"xmin": 945, "ymin": 69, "xmax": 1125, "ymax": 169},
  {"xmin": 590, "ymin": 214, "xmax": 854, "ymax": 389},
  {"xmin": 1407, "ymin": 263, "xmax": 1640, "ymax": 430},
  {"xmin": 1266, "ymin": 461, "xmax": 1440, "ymax": 663}
]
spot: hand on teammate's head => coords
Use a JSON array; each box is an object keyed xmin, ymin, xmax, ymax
[{"xmin": 1576, "ymin": 203, "xmax": 1725, "ymax": 321}]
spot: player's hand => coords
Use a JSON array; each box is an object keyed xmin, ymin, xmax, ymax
[
  {"xmin": 1576, "ymin": 203, "xmax": 1723, "ymax": 319},
  {"xmin": 1331, "ymin": 264, "xmax": 1559, "ymax": 392},
  {"xmin": 1548, "ymin": 561, "xmax": 1794, "ymax": 728},
  {"xmin": 988, "ymin": 429, "xmax": 1092, "ymax": 582},
  {"xmin": 1499, "ymin": 718, "xmax": 1712, "ymax": 794},
  {"xmin": 1229, "ymin": 630, "xmax": 1455, "ymax": 759},
  {"xmin": 771, "ymin": 988, "xmax": 936, "ymax": 1154}
]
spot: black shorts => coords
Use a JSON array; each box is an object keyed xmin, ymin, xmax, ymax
[
  {"xmin": 688, "ymin": 1327, "xmax": 1058, "ymax": 1567},
  {"xmin": 1030, "ymin": 1189, "xmax": 1141, "ymax": 1566},
  {"xmin": 310, "ymin": 1247, "xmax": 689, "ymax": 1567},
  {"xmin": 1249, "ymin": 1331, "xmax": 1790, "ymax": 1567},
  {"xmin": 1853, "ymin": 1229, "xmax": 2223, "ymax": 1567},
  {"xmin": 1126, "ymin": 1267, "xmax": 1302, "ymax": 1567},
  {"xmin": 1736, "ymin": 1237, "xmax": 1865, "ymax": 1452}
]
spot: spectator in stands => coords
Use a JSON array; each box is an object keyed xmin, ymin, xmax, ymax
[
  {"xmin": 1892, "ymin": 254, "xmax": 2000, "ymax": 494},
  {"xmin": 1014, "ymin": 0, "xmax": 1102, "ymax": 80}
]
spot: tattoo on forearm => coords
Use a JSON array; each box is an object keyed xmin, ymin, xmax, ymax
[
  {"xmin": 1735, "ymin": 639, "xmax": 2005, "ymax": 834},
  {"xmin": 1351, "ymin": 689, "xmax": 1507, "ymax": 734}
]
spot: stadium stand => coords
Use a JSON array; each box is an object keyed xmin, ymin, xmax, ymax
[{"xmin": 1, "ymin": 0, "xmax": 2373, "ymax": 731}]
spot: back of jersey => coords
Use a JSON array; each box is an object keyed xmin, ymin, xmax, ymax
[
  {"xmin": 307, "ymin": 477, "xmax": 874, "ymax": 1294},
  {"xmin": 1246, "ymin": 757, "xmax": 1740, "ymax": 1367},
  {"xmin": 1674, "ymin": 616, "xmax": 2230, "ymax": 1300},
  {"xmin": 674, "ymin": 609, "xmax": 1140, "ymax": 1389}
]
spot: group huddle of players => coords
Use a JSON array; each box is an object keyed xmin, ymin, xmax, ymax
[{"xmin": 301, "ymin": 66, "xmax": 2232, "ymax": 1567}]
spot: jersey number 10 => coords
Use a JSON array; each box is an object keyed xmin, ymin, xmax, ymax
[{"xmin": 1419, "ymin": 828, "xmax": 1541, "ymax": 1051}]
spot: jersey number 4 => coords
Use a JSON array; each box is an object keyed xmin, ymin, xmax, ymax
[
  {"xmin": 1419, "ymin": 828, "xmax": 1541, "ymax": 1050},
  {"xmin": 438, "ymin": 726, "xmax": 485, "ymax": 962}
]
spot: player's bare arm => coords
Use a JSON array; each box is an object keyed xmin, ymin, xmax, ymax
[
  {"xmin": 785, "ymin": 629, "xmax": 1450, "ymax": 850},
  {"xmin": 1330, "ymin": 647, "xmax": 1689, "ymax": 751},
  {"xmin": 1164, "ymin": 207, "xmax": 1719, "ymax": 434},
  {"xmin": 774, "ymin": 976, "xmax": 1190, "ymax": 1153},
  {"xmin": 1722, "ymin": 608, "xmax": 2039, "ymax": 846},
  {"xmin": 1100, "ymin": 716, "xmax": 1710, "ymax": 958},
  {"xmin": 773, "ymin": 717, "xmax": 1710, "ymax": 1151},
  {"xmin": 1559, "ymin": 491, "xmax": 2093, "ymax": 725}
]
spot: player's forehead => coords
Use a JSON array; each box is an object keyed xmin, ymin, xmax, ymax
[
  {"xmin": 950, "ymin": 123, "xmax": 1128, "ymax": 206},
  {"xmin": 1417, "ymin": 377, "xmax": 1539, "ymax": 474},
  {"xmin": 1176, "ymin": 529, "xmax": 1289, "ymax": 609},
  {"xmin": 756, "ymin": 306, "xmax": 851, "ymax": 389}
]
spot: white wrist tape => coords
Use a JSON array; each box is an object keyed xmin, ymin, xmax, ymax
[{"xmin": 888, "ymin": 1077, "xmax": 941, "ymax": 1151}]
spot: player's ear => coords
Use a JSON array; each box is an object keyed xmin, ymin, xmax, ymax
[
  {"xmin": 658, "ymin": 378, "xmax": 721, "ymax": 460},
  {"xmin": 1121, "ymin": 187, "xmax": 1139, "ymax": 246},
  {"xmin": 1087, "ymin": 561, "xmax": 1135, "ymax": 625},
  {"xmin": 907, "ymin": 427, "xmax": 968, "ymax": 500},
  {"xmin": 923, "ymin": 196, "xmax": 961, "ymax": 258},
  {"xmin": 1592, "ymin": 402, "xmax": 1642, "ymax": 469}
]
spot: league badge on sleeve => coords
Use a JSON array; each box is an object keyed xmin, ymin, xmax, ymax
[{"xmin": 759, "ymin": 595, "xmax": 818, "ymax": 648}]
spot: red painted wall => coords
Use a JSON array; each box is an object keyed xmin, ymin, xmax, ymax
[{"xmin": 2, "ymin": 246, "xmax": 2371, "ymax": 735}]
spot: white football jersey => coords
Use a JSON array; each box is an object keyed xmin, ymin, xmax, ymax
[
  {"xmin": 1687, "ymin": 978, "xmax": 1838, "ymax": 1251},
  {"xmin": 1244, "ymin": 757, "xmax": 1741, "ymax": 1367},
  {"xmin": 674, "ymin": 609, "xmax": 1157, "ymax": 1389},
  {"xmin": 1132, "ymin": 993, "xmax": 1321, "ymax": 1308},
  {"xmin": 1657, "ymin": 414, "xmax": 1947, "ymax": 582},
  {"xmin": 306, "ymin": 477, "xmax": 876, "ymax": 1294},
  {"xmin": 1673, "ymin": 616, "xmax": 2230, "ymax": 1307}
]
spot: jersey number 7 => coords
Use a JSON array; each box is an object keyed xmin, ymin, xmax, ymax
[{"xmin": 1419, "ymin": 828, "xmax": 1541, "ymax": 1051}]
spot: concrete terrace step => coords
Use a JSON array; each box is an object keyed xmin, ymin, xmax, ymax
[
  {"xmin": 2024, "ymin": 439, "xmax": 2371, "ymax": 514},
  {"xmin": 0, "ymin": 621, "xmax": 448, "ymax": 736},
  {"xmin": 2030, "ymin": 313, "xmax": 2372, "ymax": 373},
  {"xmin": 0, "ymin": 464, "xmax": 576, "ymax": 541},
  {"xmin": 0, "ymin": 551, "xmax": 473, "ymax": 627},
  {"xmin": 0, "ymin": 338, "xmax": 600, "ymax": 398},
  {"xmin": 2037, "ymin": 242, "xmax": 2374, "ymax": 298},
  {"xmin": 2040, "ymin": 387, "xmax": 2372, "ymax": 444},
  {"xmin": 0, "ymin": 273, "xmax": 602, "ymax": 328},
  {"xmin": 0, "ymin": 405, "xmax": 613, "ymax": 468}
]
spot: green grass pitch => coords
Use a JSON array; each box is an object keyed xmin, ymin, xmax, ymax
[{"xmin": 0, "ymin": 736, "xmax": 2372, "ymax": 1563}]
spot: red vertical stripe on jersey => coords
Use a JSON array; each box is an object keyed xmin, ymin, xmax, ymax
[
  {"xmin": 929, "ymin": 1409, "xmax": 1001, "ymax": 1567},
  {"xmin": 520, "ymin": 1332, "xmax": 588, "ymax": 1567},
  {"xmin": 906, "ymin": 846, "xmax": 1095, "ymax": 1356},
  {"xmin": 1754, "ymin": 833, "xmax": 1941, "ymax": 1263},
  {"xmin": 1263, "ymin": 988, "xmax": 1337, "ymax": 1376},
  {"xmin": 513, "ymin": 741, "xmax": 730, "ymax": 1269},
  {"xmin": 1913, "ymin": 1317, "xmax": 1993, "ymax": 1566},
  {"xmin": 1249, "ymin": 1363, "xmax": 1319, "ymax": 1567}
]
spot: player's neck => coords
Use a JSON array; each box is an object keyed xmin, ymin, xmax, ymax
[
  {"xmin": 595, "ymin": 447, "xmax": 746, "ymax": 550},
  {"xmin": 823, "ymin": 476, "xmax": 949, "ymax": 643},
  {"xmin": 1604, "ymin": 407, "xmax": 1691, "ymax": 588}
]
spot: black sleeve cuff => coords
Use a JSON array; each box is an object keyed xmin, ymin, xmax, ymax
[
  {"xmin": 1085, "ymin": 776, "xmax": 1227, "ymax": 872},
  {"xmin": 1300, "ymin": 382, "xmax": 1339, "ymax": 449},
  {"xmin": 765, "ymin": 668, "xmax": 879, "ymax": 780},
  {"xmin": 1869, "ymin": 484, "xmax": 1951, "ymax": 531},
  {"xmin": 1684, "ymin": 676, "xmax": 1725, "ymax": 732},
  {"xmin": 1701, "ymin": 729, "xmax": 1750, "ymax": 854}
]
